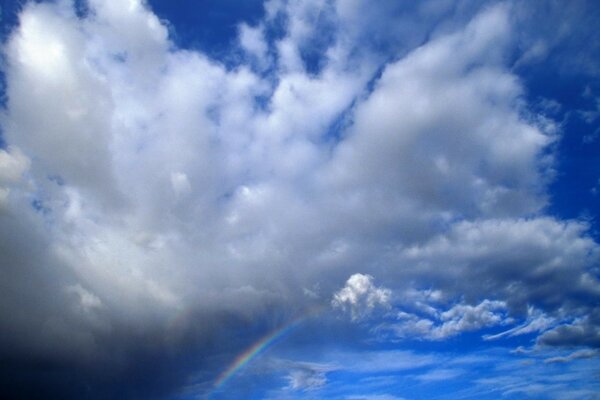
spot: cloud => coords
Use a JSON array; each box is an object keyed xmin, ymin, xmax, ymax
[
  {"xmin": 0, "ymin": 146, "xmax": 29, "ymax": 208},
  {"xmin": 239, "ymin": 23, "xmax": 269, "ymax": 69},
  {"xmin": 416, "ymin": 367, "xmax": 464, "ymax": 382},
  {"xmin": 544, "ymin": 349, "xmax": 599, "ymax": 364},
  {"xmin": 512, "ymin": 0, "xmax": 600, "ymax": 77},
  {"xmin": 381, "ymin": 298, "xmax": 509, "ymax": 340},
  {"xmin": 332, "ymin": 274, "xmax": 391, "ymax": 320},
  {"xmin": 483, "ymin": 307, "xmax": 556, "ymax": 341},
  {"xmin": 537, "ymin": 311, "xmax": 600, "ymax": 348},
  {"xmin": 0, "ymin": 146, "xmax": 29, "ymax": 184},
  {"xmin": 395, "ymin": 218, "xmax": 600, "ymax": 314},
  {"xmin": 0, "ymin": 0, "xmax": 598, "ymax": 398},
  {"xmin": 286, "ymin": 367, "xmax": 328, "ymax": 391},
  {"xmin": 337, "ymin": 350, "xmax": 437, "ymax": 374}
]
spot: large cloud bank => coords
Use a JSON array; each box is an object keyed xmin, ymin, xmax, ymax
[{"xmin": 0, "ymin": 0, "xmax": 598, "ymax": 398}]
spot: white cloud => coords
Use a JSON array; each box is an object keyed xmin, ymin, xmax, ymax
[
  {"xmin": 435, "ymin": 300, "xmax": 508, "ymax": 339},
  {"xmin": 239, "ymin": 23, "xmax": 269, "ymax": 68},
  {"xmin": 332, "ymin": 274, "xmax": 391, "ymax": 320},
  {"xmin": 389, "ymin": 298, "xmax": 509, "ymax": 340},
  {"xmin": 416, "ymin": 367, "xmax": 464, "ymax": 382},
  {"xmin": 170, "ymin": 171, "xmax": 191, "ymax": 197},
  {"xmin": 335, "ymin": 350, "xmax": 437, "ymax": 373},
  {"xmin": 0, "ymin": 147, "xmax": 29, "ymax": 184},
  {"xmin": 0, "ymin": 146, "xmax": 29, "ymax": 209},
  {"xmin": 1, "ymin": 0, "xmax": 596, "ymax": 354},
  {"xmin": 286, "ymin": 368, "xmax": 328, "ymax": 391},
  {"xmin": 484, "ymin": 307, "xmax": 556, "ymax": 341}
]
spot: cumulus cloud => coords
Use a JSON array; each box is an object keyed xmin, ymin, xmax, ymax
[
  {"xmin": 0, "ymin": 0, "xmax": 598, "ymax": 398},
  {"xmin": 332, "ymin": 274, "xmax": 391, "ymax": 320}
]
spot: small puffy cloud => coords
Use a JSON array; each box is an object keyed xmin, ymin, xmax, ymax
[{"xmin": 332, "ymin": 274, "xmax": 391, "ymax": 320}]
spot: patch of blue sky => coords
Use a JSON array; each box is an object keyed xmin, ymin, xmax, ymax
[
  {"xmin": 236, "ymin": 298, "xmax": 599, "ymax": 396},
  {"xmin": 200, "ymin": 343, "xmax": 600, "ymax": 399},
  {"xmin": 0, "ymin": 0, "xmax": 24, "ymax": 140},
  {"xmin": 517, "ymin": 67, "xmax": 600, "ymax": 240},
  {"xmin": 508, "ymin": 3, "xmax": 600, "ymax": 240},
  {"xmin": 0, "ymin": 0, "xmax": 23, "ymax": 42},
  {"xmin": 146, "ymin": 0, "xmax": 264, "ymax": 62},
  {"xmin": 0, "ymin": 124, "xmax": 6, "ymax": 148},
  {"xmin": 297, "ymin": 6, "xmax": 336, "ymax": 76},
  {"xmin": 72, "ymin": 0, "xmax": 88, "ymax": 18},
  {"xmin": 308, "ymin": 348, "xmax": 595, "ymax": 399},
  {"xmin": 172, "ymin": 307, "xmax": 595, "ymax": 399}
]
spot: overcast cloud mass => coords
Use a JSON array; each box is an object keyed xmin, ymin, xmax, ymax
[{"xmin": 0, "ymin": 0, "xmax": 599, "ymax": 399}]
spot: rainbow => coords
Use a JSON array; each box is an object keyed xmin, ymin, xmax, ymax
[{"xmin": 209, "ymin": 306, "xmax": 323, "ymax": 396}]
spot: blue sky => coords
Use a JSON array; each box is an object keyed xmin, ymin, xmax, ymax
[{"xmin": 0, "ymin": 1, "xmax": 599, "ymax": 399}]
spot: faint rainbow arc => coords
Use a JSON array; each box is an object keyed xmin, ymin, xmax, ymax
[{"xmin": 210, "ymin": 306, "xmax": 324, "ymax": 396}]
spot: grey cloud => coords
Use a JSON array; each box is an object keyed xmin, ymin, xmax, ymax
[
  {"xmin": 538, "ymin": 311, "xmax": 600, "ymax": 349},
  {"xmin": 545, "ymin": 349, "xmax": 599, "ymax": 364},
  {"xmin": 392, "ymin": 218, "xmax": 600, "ymax": 313},
  {"xmin": 4, "ymin": 2, "xmax": 123, "ymax": 209}
]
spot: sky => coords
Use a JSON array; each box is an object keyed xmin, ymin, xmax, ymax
[{"xmin": 0, "ymin": 0, "xmax": 599, "ymax": 399}]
